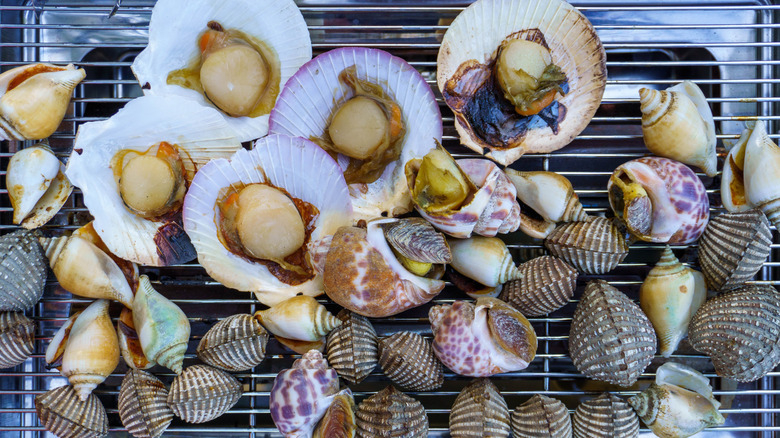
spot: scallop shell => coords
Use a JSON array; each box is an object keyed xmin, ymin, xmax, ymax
[
  {"xmin": 500, "ymin": 256, "xmax": 577, "ymax": 316},
  {"xmin": 505, "ymin": 170, "xmax": 588, "ymax": 228},
  {"xmin": 688, "ymin": 284, "xmax": 780, "ymax": 382},
  {"xmin": 269, "ymin": 47, "xmax": 441, "ymax": 219},
  {"xmin": 544, "ymin": 217, "xmax": 629, "ymax": 275},
  {"xmin": 117, "ymin": 308, "xmax": 155, "ymax": 370},
  {"xmin": 326, "ymin": 309, "xmax": 379, "ymax": 385},
  {"xmin": 118, "ymin": 369, "xmax": 173, "ymax": 438},
  {"xmin": 511, "ymin": 394, "xmax": 572, "ymax": 438},
  {"xmin": 378, "ymin": 331, "xmax": 444, "ymax": 391},
  {"xmin": 741, "ymin": 120, "xmax": 780, "ymax": 231},
  {"xmin": 0, "ymin": 312, "xmax": 35, "ymax": 369},
  {"xmin": 449, "ymin": 378, "xmax": 510, "ymax": 438},
  {"xmin": 0, "ymin": 229, "xmax": 47, "ymax": 312},
  {"xmin": 313, "ymin": 389, "xmax": 357, "ymax": 438},
  {"xmin": 572, "ymin": 393, "xmax": 639, "ymax": 438},
  {"xmin": 183, "ymin": 134, "xmax": 352, "ymax": 306},
  {"xmin": 197, "ymin": 314, "xmax": 269, "ymax": 372},
  {"xmin": 437, "ymin": 0, "xmax": 606, "ymax": 166},
  {"xmin": 7, "ymin": 144, "xmax": 72, "ymax": 228},
  {"xmin": 355, "ymin": 385, "xmax": 428, "ymax": 438},
  {"xmin": 698, "ymin": 209, "xmax": 772, "ymax": 292},
  {"xmin": 168, "ymin": 364, "xmax": 243, "ymax": 424},
  {"xmin": 255, "ymin": 295, "xmax": 341, "ymax": 342},
  {"xmin": 569, "ymin": 280, "xmax": 656, "ymax": 387},
  {"xmin": 35, "ymin": 385, "xmax": 108, "ymax": 438},
  {"xmin": 448, "ymin": 236, "xmax": 522, "ymax": 288},
  {"xmin": 67, "ymin": 94, "xmax": 241, "ymax": 266},
  {"xmin": 381, "ymin": 218, "xmax": 452, "ymax": 264}
]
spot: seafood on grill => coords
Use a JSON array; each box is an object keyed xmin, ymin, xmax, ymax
[
  {"xmin": 380, "ymin": 217, "xmax": 452, "ymax": 275},
  {"xmin": 197, "ymin": 313, "xmax": 269, "ymax": 372},
  {"xmin": 572, "ymin": 393, "xmax": 639, "ymax": 438},
  {"xmin": 355, "ymin": 385, "xmax": 429, "ymax": 438},
  {"xmin": 0, "ymin": 312, "xmax": 35, "ymax": 369},
  {"xmin": 313, "ymin": 389, "xmax": 357, "ymax": 438},
  {"xmin": 505, "ymin": 170, "xmax": 588, "ymax": 237},
  {"xmin": 499, "ymin": 255, "xmax": 577, "ymax": 317},
  {"xmin": 378, "ymin": 331, "xmax": 444, "ymax": 391},
  {"xmin": 0, "ymin": 63, "xmax": 86, "ymax": 140},
  {"xmin": 0, "ymin": 230, "xmax": 47, "ymax": 312},
  {"xmin": 544, "ymin": 217, "xmax": 629, "ymax": 274},
  {"xmin": 326, "ymin": 310, "xmax": 379, "ymax": 385},
  {"xmin": 255, "ymin": 295, "xmax": 341, "ymax": 344},
  {"xmin": 449, "ymin": 378, "xmax": 510, "ymax": 438},
  {"xmin": 168, "ymin": 364, "xmax": 243, "ymax": 424},
  {"xmin": 511, "ymin": 394, "xmax": 572, "ymax": 438},
  {"xmin": 35, "ymin": 384, "xmax": 108, "ymax": 438},
  {"xmin": 117, "ymin": 308, "xmax": 155, "ymax": 370},
  {"xmin": 448, "ymin": 236, "xmax": 522, "ymax": 288},
  {"xmin": 118, "ymin": 369, "xmax": 173, "ymax": 438}
]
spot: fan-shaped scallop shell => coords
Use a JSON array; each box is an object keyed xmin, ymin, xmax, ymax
[
  {"xmin": 511, "ymin": 394, "xmax": 572, "ymax": 438},
  {"xmin": 569, "ymin": 280, "xmax": 656, "ymax": 387},
  {"xmin": 326, "ymin": 310, "xmax": 379, "ymax": 385},
  {"xmin": 35, "ymin": 385, "xmax": 108, "ymax": 438},
  {"xmin": 356, "ymin": 385, "xmax": 428, "ymax": 438},
  {"xmin": 688, "ymin": 284, "xmax": 780, "ymax": 382},
  {"xmin": 449, "ymin": 378, "xmax": 510, "ymax": 438},
  {"xmin": 197, "ymin": 314, "xmax": 269, "ymax": 372},
  {"xmin": 378, "ymin": 331, "xmax": 443, "ymax": 391},
  {"xmin": 118, "ymin": 369, "xmax": 173, "ymax": 438},
  {"xmin": 544, "ymin": 217, "xmax": 628, "ymax": 275},
  {"xmin": 0, "ymin": 312, "xmax": 34, "ymax": 369},
  {"xmin": 572, "ymin": 393, "xmax": 639, "ymax": 438},
  {"xmin": 500, "ymin": 256, "xmax": 577, "ymax": 316},
  {"xmin": 168, "ymin": 364, "xmax": 243, "ymax": 424},
  {"xmin": 0, "ymin": 230, "xmax": 46, "ymax": 312}
]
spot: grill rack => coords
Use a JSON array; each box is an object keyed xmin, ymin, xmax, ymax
[{"xmin": 0, "ymin": 0, "xmax": 779, "ymax": 436}]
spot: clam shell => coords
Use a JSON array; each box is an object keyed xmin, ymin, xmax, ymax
[
  {"xmin": 572, "ymin": 393, "xmax": 639, "ymax": 438},
  {"xmin": 313, "ymin": 389, "xmax": 357, "ymax": 438},
  {"xmin": 378, "ymin": 331, "xmax": 444, "ymax": 391},
  {"xmin": 381, "ymin": 217, "xmax": 452, "ymax": 264},
  {"xmin": 269, "ymin": 47, "xmax": 442, "ymax": 219},
  {"xmin": 356, "ymin": 385, "xmax": 428, "ymax": 438},
  {"xmin": 544, "ymin": 217, "xmax": 628, "ymax": 275},
  {"xmin": 197, "ymin": 314, "xmax": 268, "ymax": 372},
  {"xmin": 511, "ymin": 394, "xmax": 571, "ymax": 438},
  {"xmin": 118, "ymin": 369, "xmax": 173, "ymax": 438},
  {"xmin": 35, "ymin": 385, "xmax": 108, "ymax": 438},
  {"xmin": 0, "ymin": 312, "xmax": 35, "ymax": 369},
  {"xmin": 0, "ymin": 229, "xmax": 47, "ymax": 312},
  {"xmin": 448, "ymin": 236, "xmax": 522, "ymax": 287},
  {"xmin": 449, "ymin": 378, "xmax": 510, "ymax": 438},
  {"xmin": 255, "ymin": 295, "xmax": 341, "ymax": 342},
  {"xmin": 168, "ymin": 364, "xmax": 242, "ymax": 424},
  {"xmin": 500, "ymin": 256, "xmax": 577, "ymax": 316},
  {"xmin": 326, "ymin": 309, "xmax": 379, "ymax": 385},
  {"xmin": 7, "ymin": 144, "xmax": 72, "ymax": 228},
  {"xmin": 569, "ymin": 280, "xmax": 656, "ymax": 387},
  {"xmin": 688, "ymin": 284, "xmax": 780, "ymax": 382}
]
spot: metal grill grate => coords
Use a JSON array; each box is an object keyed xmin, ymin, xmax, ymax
[{"xmin": 0, "ymin": 0, "xmax": 779, "ymax": 436}]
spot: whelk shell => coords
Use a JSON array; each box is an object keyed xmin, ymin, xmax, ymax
[
  {"xmin": 378, "ymin": 331, "xmax": 443, "ymax": 391},
  {"xmin": 168, "ymin": 364, "xmax": 242, "ymax": 424},
  {"xmin": 572, "ymin": 393, "xmax": 639, "ymax": 438},
  {"xmin": 255, "ymin": 295, "xmax": 341, "ymax": 343},
  {"xmin": 500, "ymin": 255, "xmax": 577, "ymax": 317},
  {"xmin": 511, "ymin": 394, "xmax": 571, "ymax": 438},
  {"xmin": 741, "ymin": 120, "xmax": 780, "ymax": 230},
  {"xmin": 326, "ymin": 309, "xmax": 378, "ymax": 385},
  {"xmin": 544, "ymin": 217, "xmax": 628, "ymax": 275},
  {"xmin": 355, "ymin": 385, "xmax": 428, "ymax": 438},
  {"xmin": 197, "ymin": 313, "xmax": 269, "ymax": 372},
  {"xmin": 449, "ymin": 378, "xmax": 510, "ymax": 438},
  {"xmin": 313, "ymin": 389, "xmax": 356, "ymax": 438},
  {"xmin": 0, "ymin": 229, "xmax": 47, "ymax": 312},
  {"xmin": 117, "ymin": 308, "xmax": 155, "ymax": 370},
  {"xmin": 448, "ymin": 236, "xmax": 521, "ymax": 288},
  {"xmin": 35, "ymin": 385, "xmax": 108, "ymax": 438},
  {"xmin": 0, "ymin": 311, "xmax": 35, "ymax": 369},
  {"xmin": 118, "ymin": 369, "xmax": 173, "ymax": 438},
  {"xmin": 7, "ymin": 144, "xmax": 73, "ymax": 228},
  {"xmin": 721, "ymin": 121, "xmax": 752, "ymax": 212}
]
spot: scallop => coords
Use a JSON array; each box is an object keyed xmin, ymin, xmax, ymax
[
  {"xmin": 0, "ymin": 229, "xmax": 47, "ymax": 312},
  {"xmin": 449, "ymin": 378, "xmax": 510, "ymax": 438},
  {"xmin": 500, "ymin": 256, "xmax": 577, "ymax": 316},
  {"xmin": 378, "ymin": 331, "xmax": 444, "ymax": 391},
  {"xmin": 0, "ymin": 312, "xmax": 35, "ymax": 369},
  {"xmin": 572, "ymin": 393, "xmax": 639, "ymax": 438},
  {"xmin": 118, "ymin": 369, "xmax": 173, "ymax": 438},
  {"xmin": 168, "ymin": 364, "xmax": 243, "ymax": 424},
  {"xmin": 35, "ymin": 385, "xmax": 108, "ymax": 438},
  {"xmin": 356, "ymin": 385, "xmax": 428, "ymax": 438},
  {"xmin": 197, "ymin": 314, "xmax": 269, "ymax": 372},
  {"xmin": 511, "ymin": 394, "xmax": 572, "ymax": 438},
  {"xmin": 326, "ymin": 310, "xmax": 379, "ymax": 385},
  {"xmin": 544, "ymin": 217, "xmax": 629, "ymax": 275}
]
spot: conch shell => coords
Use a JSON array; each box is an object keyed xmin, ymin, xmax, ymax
[
  {"xmin": 448, "ymin": 236, "xmax": 522, "ymax": 288},
  {"xmin": 721, "ymin": 121, "xmax": 753, "ymax": 212},
  {"xmin": 741, "ymin": 120, "xmax": 780, "ymax": 230},
  {"xmin": 255, "ymin": 295, "xmax": 341, "ymax": 342},
  {"xmin": 313, "ymin": 389, "xmax": 356, "ymax": 438},
  {"xmin": 117, "ymin": 308, "xmax": 155, "ymax": 370},
  {"xmin": 6, "ymin": 144, "xmax": 72, "ymax": 228}
]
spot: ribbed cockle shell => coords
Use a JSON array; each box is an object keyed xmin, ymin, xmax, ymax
[
  {"xmin": 381, "ymin": 217, "xmax": 452, "ymax": 264},
  {"xmin": 511, "ymin": 394, "xmax": 572, "ymax": 438},
  {"xmin": 448, "ymin": 236, "xmax": 522, "ymax": 288},
  {"xmin": 117, "ymin": 308, "xmax": 155, "ymax": 370},
  {"xmin": 572, "ymin": 393, "xmax": 638, "ymax": 438},
  {"xmin": 500, "ymin": 256, "xmax": 577, "ymax": 316},
  {"xmin": 449, "ymin": 378, "xmax": 510, "ymax": 438},
  {"xmin": 741, "ymin": 120, "xmax": 780, "ymax": 230},
  {"xmin": 356, "ymin": 385, "xmax": 428, "ymax": 438},
  {"xmin": 326, "ymin": 309, "xmax": 378, "ymax": 385},
  {"xmin": 544, "ymin": 217, "xmax": 628, "ymax": 275},
  {"xmin": 378, "ymin": 331, "xmax": 444, "ymax": 391},
  {"xmin": 197, "ymin": 313, "xmax": 269, "ymax": 372},
  {"xmin": 0, "ymin": 312, "xmax": 35, "ymax": 369},
  {"xmin": 168, "ymin": 364, "xmax": 242, "ymax": 424},
  {"xmin": 255, "ymin": 295, "xmax": 341, "ymax": 342},
  {"xmin": 35, "ymin": 385, "xmax": 108, "ymax": 438},
  {"xmin": 313, "ymin": 389, "xmax": 356, "ymax": 438},
  {"xmin": 0, "ymin": 229, "xmax": 46, "ymax": 312},
  {"xmin": 118, "ymin": 369, "xmax": 173, "ymax": 438}
]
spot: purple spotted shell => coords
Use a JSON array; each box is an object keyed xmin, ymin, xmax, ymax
[{"xmin": 270, "ymin": 350, "xmax": 340, "ymax": 437}]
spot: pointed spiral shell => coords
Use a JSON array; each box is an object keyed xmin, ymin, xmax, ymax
[
  {"xmin": 544, "ymin": 217, "xmax": 628, "ymax": 275},
  {"xmin": 118, "ymin": 369, "xmax": 173, "ymax": 438},
  {"xmin": 0, "ymin": 230, "xmax": 46, "ymax": 312},
  {"xmin": 356, "ymin": 386, "xmax": 428, "ymax": 438},
  {"xmin": 326, "ymin": 310, "xmax": 379, "ymax": 385},
  {"xmin": 500, "ymin": 256, "xmax": 577, "ymax": 316},
  {"xmin": 168, "ymin": 364, "xmax": 242, "ymax": 424},
  {"xmin": 511, "ymin": 394, "xmax": 572, "ymax": 438},
  {"xmin": 378, "ymin": 331, "xmax": 444, "ymax": 391},
  {"xmin": 0, "ymin": 311, "xmax": 35, "ymax": 369},
  {"xmin": 197, "ymin": 314, "xmax": 269, "ymax": 372},
  {"xmin": 572, "ymin": 393, "xmax": 638, "ymax": 438},
  {"xmin": 449, "ymin": 378, "xmax": 510, "ymax": 438},
  {"xmin": 35, "ymin": 385, "xmax": 108, "ymax": 438},
  {"xmin": 255, "ymin": 295, "xmax": 341, "ymax": 342},
  {"xmin": 448, "ymin": 236, "xmax": 522, "ymax": 287}
]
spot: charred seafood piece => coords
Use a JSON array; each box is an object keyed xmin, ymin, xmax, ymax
[
  {"xmin": 7, "ymin": 144, "xmax": 72, "ymax": 229},
  {"xmin": 378, "ymin": 331, "xmax": 444, "ymax": 391},
  {"xmin": 355, "ymin": 385, "xmax": 428, "ymax": 438},
  {"xmin": 197, "ymin": 313, "xmax": 269, "ymax": 372},
  {"xmin": 35, "ymin": 385, "xmax": 108, "ymax": 438},
  {"xmin": 572, "ymin": 393, "xmax": 639, "ymax": 438},
  {"xmin": 326, "ymin": 310, "xmax": 379, "ymax": 385},
  {"xmin": 544, "ymin": 217, "xmax": 629, "ymax": 275},
  {"xmin": 500, "ymin": 255, "xmax": 577, "ymax": 317},
  {"xmin": 118, "ymin": 369, "xmax": 173, "ymax": 438},
  {"xmin": 449, "ymin": 378, "xmax": 510, "ymax": 438},
  {"xmin": 168, "ymin": 364, "xmax": 242, "ymax": 424},
  {"xmin": 511, "ymin": 394, "xmax": 572, "ymax": 438},
  {"xmin": 0, "ymin": 312, "xmax": 35, "ymax": 369},
  {"xmin": 0, "ymin": 229, "xmax": 47, "ymax": 312}
]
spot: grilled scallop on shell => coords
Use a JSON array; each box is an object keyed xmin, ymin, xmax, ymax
[
  {"xmin": 35, "ymin": 385, "xmax": 108, "ymax": 438},
  {"xmin": 572, "ymin": 393, "xmax": 639, "ymax": 438},
  {"xmin": 355, "ymin": 385, "xmax": 428, "ymax": 438},
  {"xmin": 197, "ymin": 313, "xmax": 269, "ymax": 372},
  {"xmin": 449, "ymin": 378, "xmax": 510, "ymax": 438},
  {"xmin": 0, "ymin": 229, "xmax": 47, "ymax": 312},
  {"xmin": 168, "ymin": 364, "xmax": 243, "ymax": 424},
  {"xmin": 500, "ymin": 255, "xmax": 577, "ymax": 317},
  {"xmin": 511, "ymin": 394, "xmax": 572, "ymax": 438},
  {"xmin": 0, "ymin": 312, "xmax": 35, "ymax": 369},
  {"xmin": 118, "ymin": 369, "xmax": 173, "ymax": 438},
  {"xmin": 326, "ymin": 310, "xmax": 379, "ymax": 385},
  {"xmin": 544, "ymin": 217, "xmax": 629, "ymax": 275},
  {"xmin": 378, "ymin": 331, "xmax": 444, "ymax": 391}
]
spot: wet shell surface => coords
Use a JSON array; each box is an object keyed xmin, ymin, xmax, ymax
[
  {"xmin": 313, "ymin": 389, "xmax": 357, "ymax": 438},
  {"xmin": 356, "ymin": 385, "xmax": 428, "ymax": 438},
  {"xmin": 0, "ymin": 229, "xmax": 47, "ymax": 312},
  {"xmin": 448, "ymin": 236, "xmax": 522, "ymax": 288},
  {"xmin": 255, "ymin": 295, "xmax": 341, "ymax": 342},
  {"xmin": 168, "ymin": 364, "xmax": 243, "ymax": 424},
  {"xmin": 117, "ymin": 308, "xmax": 155, "ymax": 370},
  {"xmin": 500, "ymin": 255, "xmax": 577, "ymax": 316},
  {"xmin": 449, "ymin": 378, "xmax": 510, "ymax": 438},
  {"xmin": 197, "ymin": 313, "xmax": 269, "ymax": 372},
  {"xmin": 381, "ymin": 217, "xmax": 452, "ymax": 264},
  {"xmin": 378, "ymin": 331, "xmax": 444, "ymax": 391},
  {"xmin": 572, "ymin": 393, "xmax": 639, "ymax": 438},
  {"xmin": 326, "ymin": 309, "xmax": 379, "ymax": 385},
  {"xmin": 505, "ymin": 170, "xmax": 588, "ymax": 237},
  {"xmin": 742, "ymin": 120, "xmax": 780, "ymax": 230},
  {"xmin": 0, "ymin": 311, "xmax": 35, "ymax": 369},
  {"xmin": 544, "ymin": 217, "xmax": 629, "ymax": 275},
  {"xmin": 511, "ymin": 394, "xmax": 572, "ymax": 438},
  {"xmin": 629, "ymin": 382, "xmax": 724, "ymax": 438},
  {"xmin": 35, "ymin": 385, "xmax": 108, "ymax": 438},
  {"xmin": 118, "ymin": 369, "xmax": 173, "ymax": 438},
  {"xmin": 569, "ymin": 280, "xmax": 656, "ymax": 387}
]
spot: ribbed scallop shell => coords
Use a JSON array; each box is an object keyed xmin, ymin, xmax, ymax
[
  {"xmin": 326, "ymin": 310, "xmax": 379, "ymax": 385},
  {"xmin": 544, "ymin": 217, "xmax": 629, "ymax": 275},
  {"xmin": 511, "ymin": 394, "xmax": 571, "ymax": 438},
  {"xmin": 118, "ymin": 369, "xmax": 173, "ymax": 438},
  {"xmin": 35, "ymin": 385, "xmax": 108, "ymax": 438},
  {"xmin": 168, "ymin": 364, "xmax": 242, "ymax": 424},
  {"xmin": 0, "ymin": 230, "xmax": 46, "ymax": 312},
  {"xmin": 449, "ymin": 378, "xmax": 510, "ymax": 438},
  {"xmin": 197, "ymin": 314, "xmax": 268, "ymax": 372},
  {"xmin": 7, "ymin": 144, "xmax": 73, "ymax": 228},
  {"xmin": 356, "ymin": 386, "xmax": 428, "ymax": 438},
  {"xmin": 500, "ymin": 256, "xmax": 577, "ymax": 316},
  {"xmin": 572, "ymin": 393, "xmax": 638, "ymax": 438},
  {"xmin": 0, "ymin": 312, "xmax": 35, "ymax": 369},
  {"xmin": 378, "ymin": 332, "xmax": 443, "ymax": 391},
  {"xmin": 569, "ymin": 280, "xmax": 656, "ymax": 387},
  {"xmin": 688, "ymin": 285, "xmax": 780, "ymax": 382},
  {"xmin": 699, "ymin": 209, "xmax": 772, "ymax": 292}
]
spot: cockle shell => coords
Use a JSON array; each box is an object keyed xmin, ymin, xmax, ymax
[
  {"xmin": 117, "ymin": 308, "xmax": 155, "ymax": 370},
  {"xmin": 688, "ymin": 284, "xmax": 780, "ymax": 382},
  {"xmin": 355, "ymin": 385, "xmax": 428, "ymax": 438},
  {"xmin": 511, "ymin": 394, "xmax": 571, "ymax": 438},
  {"xmin": 381, "ymin": 218, "xmax": 452, "ymax": 264},
  {"xmin": 698, "ymin": 209, "xmax": 772, "ymax": 292},
  {"xmin": 449, "ymin": 378, "xmax": 510, "ymax": 438},
  {"xmin": 500, "ymin": 256, "xmax": 577, "ymax": 316},
  {"xmin": 168, "ymin": 364, "xmax": 242, "ymax": 424},
  {"xmin": 378, "ymin": 331, "xmax": 443, "ymax": 391},
  {"xmin": 255, "ymin": 295, "xmax": 341, "ymax": 342},
  {"xmin": 35, "ymin": 385, "xmax": 108, "ymax": 438},
  {"xmin": 197, "ymin": 313, "xmax": 269, "ymax": 372},
  {"xmin": 0, "ymin": 312, "xmax": 35, "ymax": 369},
  {"xmin": 448, "ymin": 236, "xmax": 522, "ymax": 288},
  {"xmin": 572, "ymin": 393, "xmax": 639, "ymax": 438},
  {"xmin": 133, "ymin": 275, "xmax": 190, "ymax": 374},
  {"xmin": 0, "ymin": 230, "xmax": 47, "ymax": 312},
  {"xmin": 7, "ymin": 144, "xmax": 73, "ymax": 228},
  {"xmin": 270, "ymin": 350, "xmax": 339, "ymax": 437},
  {"xmin": 639, "ymin": 246, "xmax": 706, "ymax": 357},
  {"xmin": 326, "ymin": 310, "xmax": 378, "ymax": 385},
  {"xmin": 740, "ymin": 120, "xmax": 780, "ymax": 230},
  {"xmin": 505, "ymin": 170, "xmax": 588, "ymax": 237},
  {"xmin": 569, "ymin": 280, "xmax": 656, "ymax": 387},
  {"xmin": 430, "ymin": 297, "xmax": 537, "ymax": 377},
  {"xmin": 607, "ymin": 157, "xmax": 709, "ymax": 244},
  {"xmin": 544, "ymin": 217, "xmax": 628, "ymax": 275},
  {"xmin": 313, "ymin": 389, "xmax": 356, "ymax": 438},
  {"xmin": 639, "ymin": 81, "xmax": 717, "ymax": 177},
  {"xmin": 118, "ymin": 369, "xmax": 173, "ymax": 438}
]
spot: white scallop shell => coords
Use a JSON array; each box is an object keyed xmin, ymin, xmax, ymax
[
  {"xmin": 66, "ymin": 94, "xmax": 241, "ymax": 266},
  {"xmin": 182, "ymin": 134, "xmax": 353, "ymax": 306},
  {"xmin": 268, "ymin": 47, "xmax": 443, "ymax": 220},
  {"xmin": 131, "ymin": 0, "xmax": 311, "ymax": 142}
]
